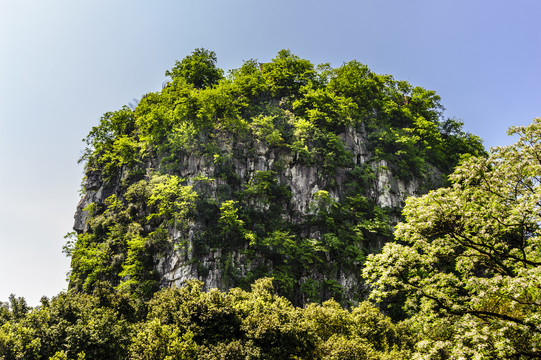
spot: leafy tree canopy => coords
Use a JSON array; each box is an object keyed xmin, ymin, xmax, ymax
[
  {"xmin": 165, "ymin": 48, "xmax": 224, "ymax": 89},
  {"xmin": 0, "ymin": 279, "xmax": 413, "ymax": 359},
  {"xmin": 364, "ymin": 117, "xmax": 541, "ymax": 358}
]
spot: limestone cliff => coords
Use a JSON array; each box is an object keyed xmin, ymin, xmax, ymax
[
  {"xmin": 69, "ymin": 49, "xmax": 484, "ymax": 304},
  {"xmin": 74, "ymin": 126, "xmax": 424, "ymax": 300}
]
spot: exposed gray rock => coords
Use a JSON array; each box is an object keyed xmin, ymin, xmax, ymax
[{"xmin": 73, "ymin": 125, "xmax": 428, "ymax": 301}]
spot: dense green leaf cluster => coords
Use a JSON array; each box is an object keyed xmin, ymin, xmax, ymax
[
  {"xmin": 72, "ymin": 49, "xmax": 484, "ymax": 305},
  {"xmin": 0, "ymin": 279, "xmax": 414, "ymax": 359},
  {"xmin": 67, "ymin": 174, "xmax": 197, "ymax": 299},
  {"xmin": 364, "ymin": 118, "xmax": 541, "ymax": 358}
]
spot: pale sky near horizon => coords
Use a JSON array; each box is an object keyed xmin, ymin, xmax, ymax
[{"xmin": 1, "ymin": 0, "xmax": 540, "ymax": 305}]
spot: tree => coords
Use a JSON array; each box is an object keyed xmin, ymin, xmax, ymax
[
  {"xmin": 363, "ymin": 118, "xmax": 541, "ymax": 358},
  {"xmin": 262, "ymin": 49, "xmax": 316, "ymax": 98},
  {"xmin": 7, "ymin": 294, "xmax": 29, "ymax": 321},
  {"xmin": 165, "ymin": 48, "xmax": 223, "ymax": 88}
]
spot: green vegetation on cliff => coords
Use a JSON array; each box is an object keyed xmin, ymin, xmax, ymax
[{"xmin": 69, "ymin": 49, "xmax": 484, "ymax": 304}]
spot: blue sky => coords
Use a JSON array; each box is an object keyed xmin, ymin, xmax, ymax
[{"xmin": 1, "ymin": 0, "xmax": 540, "ymax": 305}]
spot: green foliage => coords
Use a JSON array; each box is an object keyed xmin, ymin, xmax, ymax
[
  {"xmin": 146, "ymin": 175, "xmax": 198, "ymax": 225},
  {"xmin": 262, "ymin": 49, "xmax": 317, "ymax": 99},
  {"xmin": 0, "ymin": 279, "xmax": 413, "ymax": 359},
  {"xmin": 0, "ymin": 289, "xmax": 135, "ymax": 360},
  {"xmin": 218, "ymin": 200, "xmax": 256, "ymax": 247},
  {"xmin": 364, "ymin": 117, "xmax": 541, "ymax": 358},
  {"xmin": 165, "ymin": 48, "xmax": 223, "ymax": 89},
  {"xmin": 69, "ymin": 175, "xmax": 197, "ymax": 299},
  {"xmin": 250, "ymin": 115, "xmax": 284, "ymax": 146},
  {"xmin": 6, "ymin": 294, "xmax": 29, "ymax": 321},
  {"xmin": 129, "ymin": 320, "xmax": 196, "ymax": 360},
  {"xmin": 80, "ymin": 107, "xmax": 143, "ymax": 181},
  {"xmin": 73, "ymin": 48, "xmax": 484, "ymax": 306}
]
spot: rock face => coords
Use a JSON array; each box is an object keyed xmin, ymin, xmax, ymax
[
  {"xmin": 74, "ymin": 126, "xmax": 417, "ymax": 230},
  {"xmin": 73, "ymin": 124, "xmax": 429, "ymax": 304}
]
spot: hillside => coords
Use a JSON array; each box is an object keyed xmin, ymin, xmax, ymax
[{"xmin": 68, "ymin": 49, "xmax": 485, "ymax": 305}]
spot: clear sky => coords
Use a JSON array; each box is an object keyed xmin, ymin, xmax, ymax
[{"xmin": 1, "ymin": 0, "xmax": 540, "ymax": 305}]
